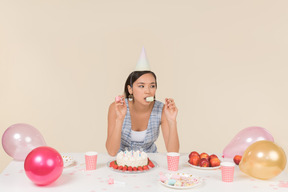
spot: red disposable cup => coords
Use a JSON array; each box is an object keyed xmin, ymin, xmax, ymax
[
  {"xmin": 221, "ymin": 162, "xmax": 235, "ymax": 182},
  {"xmin": 167, "ymin": 152, "xmax": 180, "ymax": 171},
  {"xmin": 85, "ymin": 152, "xmax": 98, "ymax": 171}
]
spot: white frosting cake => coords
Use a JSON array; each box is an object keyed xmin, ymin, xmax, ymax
[{"xmin": 116, "ymin": 150, "xmax": 148, "ymax": 167}]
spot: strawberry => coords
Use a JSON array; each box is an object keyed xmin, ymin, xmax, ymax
[
  {"xmin": 110, "ymin": 160, "xmax": 116, "ymax": 167},
  {"xmin": 113, "ymin": 164, "xmax": 118, "ymax": 169},
  {"xmin": 133, "ymin": 167, "xmax": 137, "ymax": 171},
  {"xmin": 143, "ymin": 165, "xmax": 149, "ymax": 170},
  {"xmin": 137, "ymin": 166, "xmax": 143, "ymax": 171},
  {"xmin": 123, "ymin": 166, "xmax": 128, "ymax": 171},
  {"xmin": 148, "ymin": 159, "xmax": 155, "ymax": 168},
  {"xmin": 118, "ymin": 166, "xmax": 123, "ymax": 170},
  {"xmin": 128, "ymin": 166, "xmax": 132, "ymax": 171}
]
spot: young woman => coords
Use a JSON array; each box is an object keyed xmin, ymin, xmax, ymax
[{"xmin": 106, "ymin": 70, "xmax": 179, "ymax": 156}]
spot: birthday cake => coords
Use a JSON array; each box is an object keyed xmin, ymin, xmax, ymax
[{"xmin": 116, "ymin": 150, "xmax": 148, "ymax": 167}]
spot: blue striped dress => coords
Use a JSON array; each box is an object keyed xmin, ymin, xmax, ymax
[{"xmin": 120, "ymin": 98, "xmax": 164, "ymax": 153}]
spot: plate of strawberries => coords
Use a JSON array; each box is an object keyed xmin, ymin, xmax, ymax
[
  {"xmin": 187, "ymin": 151, "xmax": 221, "ymax": 170},
  {"xmin": 108, "ymin": 158, "xmax": 158, "ymax": 173}
]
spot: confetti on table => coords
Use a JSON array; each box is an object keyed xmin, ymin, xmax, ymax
[{"xmin": 278, "ymin": 181, "xmax": 288, "ymax": 188}]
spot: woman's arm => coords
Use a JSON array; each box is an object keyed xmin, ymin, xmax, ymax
[
  {"xmin": 161, "ymin": 98, "xmax": 180, "ymax": 152},
  {"xmin": 105, "ymin": 97, "xmax": 127, "ymax": 156}
]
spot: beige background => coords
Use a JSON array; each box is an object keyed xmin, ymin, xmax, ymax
[{"xmin": 1, "ymin": 0, "xmax": 288, "ymax": 173}]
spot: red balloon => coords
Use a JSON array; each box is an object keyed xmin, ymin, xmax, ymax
[{"xmin": 24, "ymin": 146, "xmax": 63, "ymax": 186}]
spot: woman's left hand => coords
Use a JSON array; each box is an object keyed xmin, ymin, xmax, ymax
[{"xmin": 164, "ymin": 98, "xmax": 178, "ymax": 122}]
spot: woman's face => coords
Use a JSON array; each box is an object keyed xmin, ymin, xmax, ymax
[{"xmin": 129, "ymin": 73, "xmax": 157, "ymax": 104}]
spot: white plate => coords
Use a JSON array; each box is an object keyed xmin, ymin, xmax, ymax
[
  {"xmin": 62, "ymin": 155, "xmax": 75, "ymax": 168},
  {"xmin": 107, "ymin": 160, "xmax": 158, "ymax": 174},
  {"xmin": 160, "ymin": 173, "xmax": 203, "ymax": 189},
  {"xmin": 187, "ymin": 162, "xmax": 220, "ymax": 170}
]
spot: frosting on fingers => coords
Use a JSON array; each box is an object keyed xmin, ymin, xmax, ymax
[{"xmin": 115, "ymin": 96, "xmax": 122, "ymax": 102}]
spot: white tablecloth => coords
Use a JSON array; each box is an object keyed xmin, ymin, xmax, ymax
[{"xmin": 0, "ymin": 153, "xmax": 288, "ymax": 192}]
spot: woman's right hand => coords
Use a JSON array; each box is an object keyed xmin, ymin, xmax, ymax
[
  {"xmin": 114, "ymin": 95, "xmax": 127, "ymax": 120},
  {"xmin": 106, "ymin": 95, "xmax": 127, "ymax": 156}
]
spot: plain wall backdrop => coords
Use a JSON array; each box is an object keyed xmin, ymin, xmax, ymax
[{"xmin": 1, "ymin": 0, "xmax": 288, "ymax": 173}]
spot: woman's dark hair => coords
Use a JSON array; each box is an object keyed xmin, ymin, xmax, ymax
[{"xmin": 124, "ymin": 71, "xmax": 157, "ymax": 98}]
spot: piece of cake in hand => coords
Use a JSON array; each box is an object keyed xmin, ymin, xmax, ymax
[{"xmin": 115, "ymin": 96, "xmax": 122, "ymax": 102}]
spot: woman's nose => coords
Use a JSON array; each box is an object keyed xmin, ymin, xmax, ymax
[{"xmin": 144, "ymin": 87, "xmax": 151, "ymax": 93}]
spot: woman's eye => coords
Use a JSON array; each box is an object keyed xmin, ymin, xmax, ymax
[
  {"xmin": 139, "ymin": 85, "xmax": 144, "ymax": 88},
  {"xmin": 151, "ymin": 85, "xmax": 156, "ymax": 88}
]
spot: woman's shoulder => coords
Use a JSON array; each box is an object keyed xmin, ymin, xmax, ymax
[
  {"xmin": 153, "ymin": 100, "xmax": 164, "ymax": 116},
  {"xmin": 155, "ymin": 100, "xmax": 164, "ymax": 107}
]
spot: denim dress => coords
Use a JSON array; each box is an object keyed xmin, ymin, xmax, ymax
[{"xmin": 120, "ymin": 98, "xmax": 164, "ymax": 153}]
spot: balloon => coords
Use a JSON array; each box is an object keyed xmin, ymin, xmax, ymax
[
  {"xmin": 24, "ymin": 146, "xmax": 63, "ymax": 186},
  {"xmin": 223, "ymin": 126, "xmax": 274, "ymax": 158},
  {"xmin": 2, "ymin": 123, "xmax": 46, "ymax": 161},
  {"xmin": 239, "ymin": 140, "xmax": 287, "ymax": 180}
]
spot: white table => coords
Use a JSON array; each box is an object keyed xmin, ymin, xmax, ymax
[{"xmin": 0, "ymin": 153, "xmax": 288, "ymax": 192}]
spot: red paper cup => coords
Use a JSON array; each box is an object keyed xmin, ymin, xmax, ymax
[
  {"xmin": 221, "ymin": 162, "xmax": 235, "ymax": 182},
  {"xmin": 167, "ymin": 152, "xmax": 180, "ymax": 171},
  {"xmin": 85, "ymin": 151, "xmax": 98, "ymax": 171}
]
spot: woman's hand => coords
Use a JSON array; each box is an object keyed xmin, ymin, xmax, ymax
[
  {"xmin": 161, "ymin": 98, "xmax": 180, "ymax": 153},
  {"xmin": 164, "ymin": 98, "xmax": 178, "ymax": 122},
  {"xmin": 115, "ymin": 95, "xmax": 127, "ymax": 120},
  {"xmin": 106, "ymin": 95, "xmax": 127, "ymax": 156}
]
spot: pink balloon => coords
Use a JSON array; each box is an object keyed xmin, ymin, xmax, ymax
[
  {"xmin": 24, "ymin": 146, "xmax": 63, "ymax": 186},
  {"xmin": 223, "ymin": 126, "xmax": 274, "ymax": 158},
  {"xmin": 2, "ymin": 123, "xmax": 46, "ymax": 161}
]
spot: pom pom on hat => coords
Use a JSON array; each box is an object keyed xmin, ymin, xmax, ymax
[{"xmin": 135, "ymin": 47, "xmax": 151, "ymax": 71}]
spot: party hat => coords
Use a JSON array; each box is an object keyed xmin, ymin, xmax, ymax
[{"xmin": 135, "ymin": 47, "xmax": 150, "ymax": 71}]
